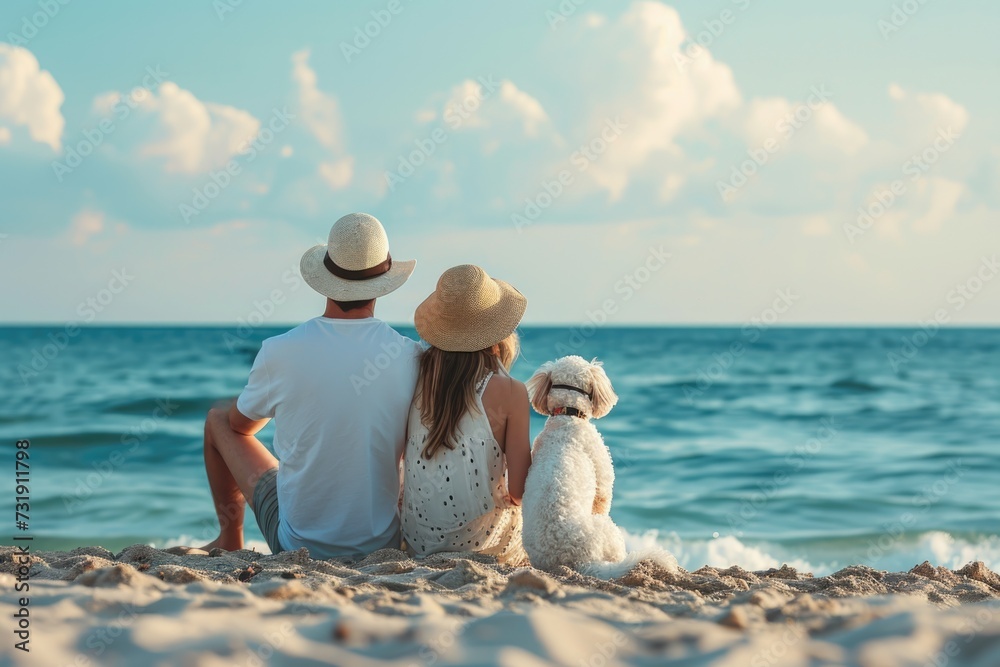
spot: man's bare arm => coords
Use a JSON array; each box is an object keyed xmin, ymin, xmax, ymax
[{"xmin": 228, "ymin": 402, "xmax": 270, "ymax": 436}]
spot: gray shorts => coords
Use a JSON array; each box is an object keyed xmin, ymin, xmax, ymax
[{"xmin": 250, "ymin": 467, "xmax": 282, "ymax": 554}]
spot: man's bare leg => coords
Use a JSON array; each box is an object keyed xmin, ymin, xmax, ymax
[{"xmin": 201, "ymin": 404, "xmax": 278, "ymax": 551}]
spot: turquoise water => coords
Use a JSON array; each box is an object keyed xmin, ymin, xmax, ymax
[{"xmin": 2, "ymin": 325, "xmax": 998, "ymax": 575}]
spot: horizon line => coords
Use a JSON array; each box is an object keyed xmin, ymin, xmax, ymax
[{"xmin": 2, "ymin": 322, "xmax": 999, "ymax": 329}]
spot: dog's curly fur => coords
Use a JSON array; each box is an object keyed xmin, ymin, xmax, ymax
[
  {"xmin": 521, "ymin": 356, "xmax": 629, "ymax": 573},
  {"xmin": 522, "ymin": 356, "xmax": 678, "ymax": 578}
]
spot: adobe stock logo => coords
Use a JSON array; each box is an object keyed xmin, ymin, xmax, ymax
[
  {"xmin": 4, "ymin": 0, "xmax": 72, "ymax": 46},
  {"xmin": 349, "ymin": 340, "xmax": 408, "ymax": 394},
  {"xmin": 383, "ymin": 76, "xmax": 501, "ymax": 192},
  {"xmin": 17, "ymin": 268, "xmax": 135, "ymax": 384},
  {"xmin": 512, "ymin": 117, "xmax": 627, "ymax": 232},
  {"xmin": 51, "ymin": 66, "xmax": 170, "ymax": 182}
]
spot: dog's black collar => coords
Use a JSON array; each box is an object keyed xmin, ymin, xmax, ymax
[
  {"xmin": 551, "ymin": 383, "xmax": 592, "ymax": 400},
  {"xmin": 551, "ymin": 406, "xmax": 588, "ymax": 419}
]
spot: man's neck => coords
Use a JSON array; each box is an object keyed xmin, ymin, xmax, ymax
[{"xmin": 322, "ymin": 299, "xmax": 376, "ymax": 320}]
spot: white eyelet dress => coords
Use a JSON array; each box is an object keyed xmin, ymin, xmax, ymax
[{"xmin": 400, "ymin": 371, "xmax": 528, "ymax": 566}]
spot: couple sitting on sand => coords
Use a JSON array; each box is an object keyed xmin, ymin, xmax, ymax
[{"xmin": 201, "ymin": 213, "xmax": 531, "ymax": 565}]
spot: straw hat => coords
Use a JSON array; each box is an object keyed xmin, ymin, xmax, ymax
[
  {"xmin": 415, "ymin": 265, "xmax": 527, "ymax": 352},
  {"xmin": 300, "ymin": 213, "xmax": 415, "ymax": 301}
]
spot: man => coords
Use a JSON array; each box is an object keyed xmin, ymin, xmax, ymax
[{"xmin": 201, "ymin": 213, "xmax": 422, "ymax": 559}]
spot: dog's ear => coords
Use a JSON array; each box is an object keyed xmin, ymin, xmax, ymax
[
  {"xmin": 526, "ymin": 363, "xmax": 554, "ymax": 416},
  {"xmin": 588, "ymin": 359, "xmax": 619, "ymax": 419}
]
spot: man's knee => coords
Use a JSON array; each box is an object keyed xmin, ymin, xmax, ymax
[
  {"xmin": 205, "ymin": 406, "xmax": 229, "ymax": 436},
  {"xmin": 212, "ymin": 397, "xmax": 236, "ymax": 411}
]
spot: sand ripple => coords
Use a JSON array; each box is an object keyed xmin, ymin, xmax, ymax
[{"xmin": 2, "ymin": 545, "xmax": 1000, "ymax": 666}]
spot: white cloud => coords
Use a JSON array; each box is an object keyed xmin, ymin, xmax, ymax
[
  {"xmin": 531, "ymin": 3, "xmax": 878, "ymax": 206},
  {"xmin": 801, "ymin": 216, "xmax": 832, "ymax": 237},
  {"xmin": 431, "ymin": 160, "xmax": 458, "ymax": 200},
  {"xmin": 442, "ymin": 79, "xmax": 490, "ymax": 129},
  {"xmin": 439, "ymin": 78, "xmax": 550, "ymax": 137},
  {"xmin": 499, "ymin": 81, "xmax": 549, "ymax": 136},
  {"xmin": 318, "ymin": 157, "xmax": 354, "ymax": 190},
  {"xmin": 911, "ymin": 178, "xmax": 965, "ymax": 234},
  {"xmin": 659, "ymin": 173, "xmax": 685, "ymax": 201},
  {"xmin": 742, "ymin": 97, "xmax": 792, "ymax": 147},
  {"xmin": 853, "ymin": 177, "xmax": 965, "ymax": 242},
  {"xmin": 384, "ymin": 1, "xmax": 981, "ymax": 241},
  {"xmin": 414, "ymin": 108, "xmax": 437, "ymax": 124},
  {"xmin": 385, "ymin": 211, "xmax": 1000, "ymax": 325},
  {"xmin": 292, "ymin": 49, "xmax": 344, "ymax": 151},
  {"xmin": 131, "ymin": 81, "xmax": 260, "ymax": 173},
  {"xmin": 69, "ymin": 209, "xmax": 105, "ymax": 246},
  {"xmin": 846, "ymin": 252, "xmax": 868, "ymax": 272},
  {"xmin": 0, "ymin": 127, "xmax": 10, "ymax": 145},
  {"xmin": 742, "ymin": 96, "xmax": 867, "ymax": 156},
  {"xmin": 91, "ymin": 91, "xmax": 121, "ymax": 116},
  {"xmin": 888, "ymin": 84, "xmax": 970, "ymax": 145},
  {"xmin": 555, "ymin": 2, "xmax": 742, "ymax": 199},
  {"xmin": 811, "ymin": 104, "xmax": 869, "ymax": 154},
  {"xmin": 291, "ymin": 49, "xmax": 354, "ymax": 189},
  {"xmin": 0, "ymin": 43, "xmax": 64, "ymax": 150}
]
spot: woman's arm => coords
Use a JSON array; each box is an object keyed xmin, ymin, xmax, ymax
[{"xmin": 504, "ymin": 380, "xmax": 532, "ymax": 504}]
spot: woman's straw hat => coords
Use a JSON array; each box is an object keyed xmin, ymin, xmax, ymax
[
  {"xmin": 415, "ymin": 265, "xmax": 527, "ymax": 352},
  {"xmin": 300, "ymin": 213, "xmax": 415, "ymax": 301}
]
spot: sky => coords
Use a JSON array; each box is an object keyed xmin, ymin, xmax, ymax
[{"xmin": 1, "ymin": 0, "xmax": 998, "ymax": 325}]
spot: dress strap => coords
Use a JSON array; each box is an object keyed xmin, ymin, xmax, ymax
[{"xmin": 476, "ymin": 371, "xmax": 495, "ymax": 396}]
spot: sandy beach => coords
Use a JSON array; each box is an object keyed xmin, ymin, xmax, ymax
[{"xmin": 3, "ymin": 545, "xmax": 1000, "ymax": 666}]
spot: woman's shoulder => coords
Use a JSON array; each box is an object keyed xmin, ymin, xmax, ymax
[{"xmin": 483, "ymin": 372, "xmax": 528, "ymax": 406}]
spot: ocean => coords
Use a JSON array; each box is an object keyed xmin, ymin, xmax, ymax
[{"xmin": 3, "ymin": 325, "xmax": 998, "ymax": 576}]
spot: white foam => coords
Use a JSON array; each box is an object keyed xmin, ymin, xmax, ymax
[
  {"xmin": 623, "ymin": 530, "xmax": 826, "ymax": 573},
  {"xmin": 877, "ymin": 531, "xmax": 1000, "ymax": 573},
  {"xmin": 622, "ymin": 529, "xmax": 1000, "ymax": 577},
  {"xmin": 151, "ymin": 530, "xmax": 1000, "ymax": 577},
  {"xmin": 581, "ymin": 536, "xmax": 680, "ymax": 580}
]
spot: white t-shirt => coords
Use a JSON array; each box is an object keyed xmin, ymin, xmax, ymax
[{"xmin": 236, "ymin": 317, "xmax": 421, "ymax": 559}]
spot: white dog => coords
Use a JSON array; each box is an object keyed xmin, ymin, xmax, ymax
[{"xmin": 522, "ymin": 356, "xmax": 677, "ymax": 578}]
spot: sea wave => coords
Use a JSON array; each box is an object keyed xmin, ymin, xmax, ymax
[
  {"xmin": 145, "ymin": 530, "xmax": 1000, "ymax": 578},
  {"xmin": 828, "ymin": 377, "xmax": 883, "ymax": 393},
  {"xmin": 623, "ymin": 529, "xmax": 1000, "ymax": 577}
]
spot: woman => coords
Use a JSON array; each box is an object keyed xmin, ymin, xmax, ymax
[{"xmin": 401, "ymin": 264, "xmax": 531, "ymax": 565}]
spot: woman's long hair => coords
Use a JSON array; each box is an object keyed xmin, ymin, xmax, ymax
[{"xmin": 416, "ymin": 332, "xmax": 519, "ymax": 459}]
